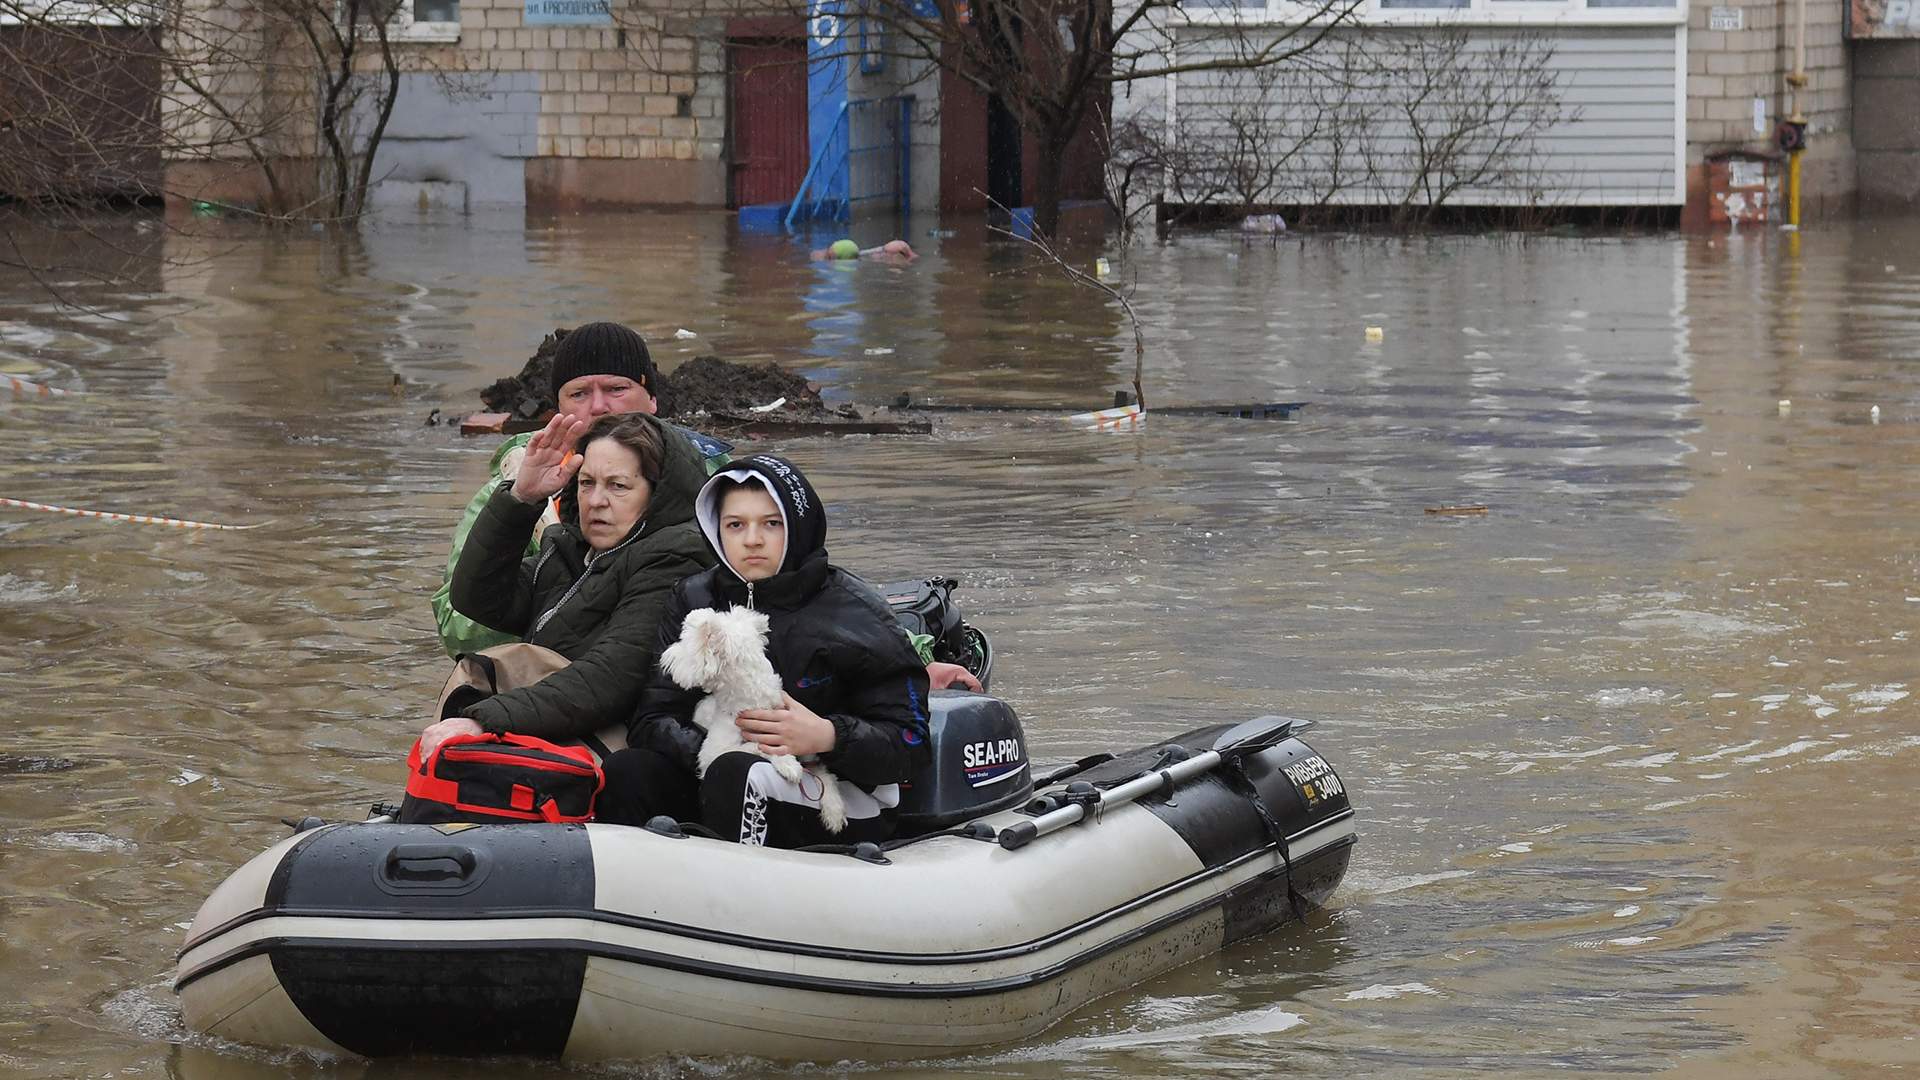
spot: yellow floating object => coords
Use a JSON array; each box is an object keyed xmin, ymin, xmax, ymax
[{"xmin": 1364, "ymin": 327, "xmax": 1384, "ymax": 343}]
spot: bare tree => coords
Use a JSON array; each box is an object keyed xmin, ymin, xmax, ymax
[
  {"xmin": 986, "ymin": 193, "xmax": 1146, "ymax": 407},
  {"xmin": 1, "ymin": 0, "xmax": 409, "ymax": 225},
  {"xmin": 630, "ymin": 0, "xmax": 1365, "ymax": 235},
  {"xmin": 1099, "ymin": 114, "xmax": 1159, "ymax": 239},
  {"xmin": 1374, "ymin": 29, "xmax": 1569, "ymax": 227},
  {"xmin": 1107, "ymin": 26, "xmax": 1572, "ymax": 231}
]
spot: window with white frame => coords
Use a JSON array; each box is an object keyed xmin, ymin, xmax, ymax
[
  {"xmin": 390, "ymin": 0, "xmax": 460, "ymax": 42},
  {"xmin": 345, "ymin": 0, "xmax": 460, "ymax": 44},
  {"xmin": 1178, "ymin": 0, "xmax": 1689, "ymax": 25},
  {"xmin": 1379, "ymin": 0, "xmax": 1679, "ymax": 8}
]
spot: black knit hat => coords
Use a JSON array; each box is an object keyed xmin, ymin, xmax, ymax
[{"xmin": 548, "ymin": 322, "xmax": 658, "ymax": 398}]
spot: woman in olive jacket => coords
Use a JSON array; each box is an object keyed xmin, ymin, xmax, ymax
[{"xmin": 415, "ymin": 411, "xmax": 716, "ymax": 755}]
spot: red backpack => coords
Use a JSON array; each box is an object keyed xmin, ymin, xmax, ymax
[{"xmin": 400, "ymin": 732, "xmax": 603, "ymax": 825}]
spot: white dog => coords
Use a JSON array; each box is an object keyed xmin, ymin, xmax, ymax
[{"xmin": 658, "ymin": 606, "xmax": 848, "ymax": 833}]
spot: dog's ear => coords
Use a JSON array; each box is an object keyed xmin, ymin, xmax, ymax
[
  {"xmin": 687, "ymin": 608, "xmax": 727, "ymax": 649},
  {"xmin": 713, "ymin": 607, "xmax": 771, "ymax": 671},
  {"xmin": 660, "ymin": 608, "xmax": 723, "ymax": 689}
]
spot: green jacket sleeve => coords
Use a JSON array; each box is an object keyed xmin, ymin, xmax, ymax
[
  {"xmin": 433, "ymin": 451, "xmax": 537, "ymax": 658},
  {"xmin": 449, "ymin": 486, "xmax": 546, "ymax": 638}
]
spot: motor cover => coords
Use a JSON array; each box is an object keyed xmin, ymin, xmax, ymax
[{"xmin": 895, "ymin": 690, "xmax": 1033, "ymax": 834}]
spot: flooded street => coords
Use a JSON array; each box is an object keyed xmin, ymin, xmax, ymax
[{"xmin": 2, "ymin": 210, "xmax": 1916, "ymax": 1079}]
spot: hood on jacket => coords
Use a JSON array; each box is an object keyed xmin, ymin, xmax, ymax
[
  {"xmin": 694, "ymin": 453, "xmax": 826, "ymax": 580},
  {"xmin": 556, "ymin": 412, "xmax": 708, "ymax": 544},
  {"xmin": 487, "ymin": 430, "xmax": 531, "ymax": 474}
]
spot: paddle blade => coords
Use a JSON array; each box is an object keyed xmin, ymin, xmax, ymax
[{"xmin": 1211, "ymin": 715, "xmax": 1306, "ymax": 756}]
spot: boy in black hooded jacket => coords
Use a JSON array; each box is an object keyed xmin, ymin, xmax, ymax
[{"xmin": 600, "ymin": 454, "xmax": 932, "ymax": 847}]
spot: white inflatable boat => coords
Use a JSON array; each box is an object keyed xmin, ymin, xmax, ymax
[{"xmin": 174, "ymin": 699, "xmax": 1355, "ymax": 1062}]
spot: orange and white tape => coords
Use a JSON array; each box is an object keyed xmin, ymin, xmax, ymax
[
  {"xmin": 0, "ymin": 497, "xmax": 262, "ymax": 531},
  {"xmin": 1066, "ymin": 403, "xmax": 1145, "ymax": 431},
  {"xmin": 4, "ymin": 376, "xmax": 73, "ymax": 398}
]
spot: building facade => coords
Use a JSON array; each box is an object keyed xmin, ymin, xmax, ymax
[
  {"xmin": 1116, "ymin": 0, "xmax": 1916, "ymax": 225},
  {"xmin": 157, "ymin": 0, "xmax": 1092, "ymax": 219},
  {"xmin": 13, "ymin": 0, "xmax": 1912, "ymax": 222}
]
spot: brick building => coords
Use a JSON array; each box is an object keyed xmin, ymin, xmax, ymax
[
  {"xmin": 1681, "ymin": 0, "xmax": 1854, "ymax": 225},
  {"xmin": 163, "ymin": 0, "xmax": 737, "ymax": 210},
  {"xmin": 157, "ymin": 0, "xmax": 1102, "ymax": 218}
]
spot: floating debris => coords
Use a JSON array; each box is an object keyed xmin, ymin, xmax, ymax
[
  {"xmin": 1589, "ymin": 687, "xmax": 1667, "ymax": 707},
  {"xmin": 0, "ymin": 498, "xmax": 262, "ymax": 532},
  {"xmin": 1342, "ymin": 982, "xmax": 1440, "ymax": 1001},
  {"xmin": 4, "ymin": 376, "xmax": 73, "ymax": 398},
  {"xmin": 1066, "ymin": 403, "xmax": 1144, "ymax": 431},
  {"xmin": 0, "ymin": 753, "xmax": 79, "ymax": 774}
]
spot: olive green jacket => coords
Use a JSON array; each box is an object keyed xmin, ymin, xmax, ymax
[
  {"xmin": 432, "ymin": 426, "xmax": 728, "ymax": 658},
  {"xmin": 446, "ymin": 416, "xmax": 720, "ymax": 739}
]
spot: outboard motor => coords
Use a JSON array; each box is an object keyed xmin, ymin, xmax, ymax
[
  {"xmin": 894, "ymin": 690, "xmax": 1033, "ymax": 836},
  {"xmin": 881, "ymin": 577, "xmax": 993, "ymax": 689}
]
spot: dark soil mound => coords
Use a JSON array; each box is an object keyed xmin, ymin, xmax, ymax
[
  {"xmin": 661, "ymin": 356, "xmax": 846, "ymax": 420},
  {"xmin": 473, "ymin": 330, "xmax": 859, "ymax": 425},
  {"xmin": 478, "ymin": 328, "xmax": 565, "ymax": 420}
]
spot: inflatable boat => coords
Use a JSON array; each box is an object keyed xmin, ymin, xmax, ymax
[{"xmin": 174, "ymin": 696, "xmax": 1354, "ymax": 1062}]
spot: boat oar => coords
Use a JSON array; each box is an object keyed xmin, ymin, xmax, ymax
[{"xmin": 997, "ymin": 716, "xmax": 1304, "ymax": 851}]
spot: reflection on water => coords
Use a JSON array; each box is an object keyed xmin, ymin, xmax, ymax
[{"xmin": 2, "ymin": 211, "xmax": 1917, "ymax": 1078}]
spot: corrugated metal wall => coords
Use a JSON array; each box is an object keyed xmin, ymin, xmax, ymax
[{"xmin": 1167, "ymin": 24, "xmax": 1681, "ymax": 207}]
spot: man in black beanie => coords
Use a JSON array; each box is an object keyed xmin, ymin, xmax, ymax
[
  {"xmin": 430, "ymin": 322, "xmax": 984, "ymax": 693},
  {"xmin": 546, "ymin": 321, "xmax": 661, "ymax": 421},
  {"xmin": 433, "ymin": 322, "xmax": 731, "ymax": 658}
]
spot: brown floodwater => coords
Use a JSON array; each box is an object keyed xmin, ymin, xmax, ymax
[{"xmin": 1, "ymin": 209, "xmax": 1916, "ymax": 1079}]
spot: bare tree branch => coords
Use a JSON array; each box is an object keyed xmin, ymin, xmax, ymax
[{"xmin": 984, "ymin": 191, "xmax": 1147, "ymax": 410}]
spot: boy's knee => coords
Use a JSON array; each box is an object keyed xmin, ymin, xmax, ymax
[{"xmin": 700, "ymin": 750, "xmax": 767, "ymax": 799}]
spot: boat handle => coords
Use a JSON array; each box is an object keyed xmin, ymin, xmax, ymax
[{"xmin": 384, "ymin": 844, "xmax": 478, "ymax": 883}]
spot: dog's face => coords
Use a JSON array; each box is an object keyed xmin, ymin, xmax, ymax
[{"xmin": 659, "ymin": 606, "xmax": 771, "ymax": 691}]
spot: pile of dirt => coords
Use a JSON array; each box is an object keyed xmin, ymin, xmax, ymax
[
  {"xmin": 661, "ymin": 356, "xmax": 857, "ymax": 422},
  {"xmin": 474, "ymin": 328, "xmax": 861, "ymax": 424},
  {"xmin": 477, "ymin": 328, "xmax": 564, "ymax": 421}
]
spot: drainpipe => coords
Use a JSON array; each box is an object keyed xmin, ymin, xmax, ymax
[{"xmin": 1784, "ymin": 0, "xmax": 1809, "ymax": 226}]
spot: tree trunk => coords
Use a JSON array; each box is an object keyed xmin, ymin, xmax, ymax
[{"xmin": 1031, "ymin": 123, "xmax": 1074, "ymax": 237}]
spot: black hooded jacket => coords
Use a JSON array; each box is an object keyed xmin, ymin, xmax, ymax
[
  {"xmin": 627, "ymin": 454, "xmax": 932, "ymax": 790},
  {"xmin": 448, "ymin": 413, "xmax": 717, "ymax": 739}
]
